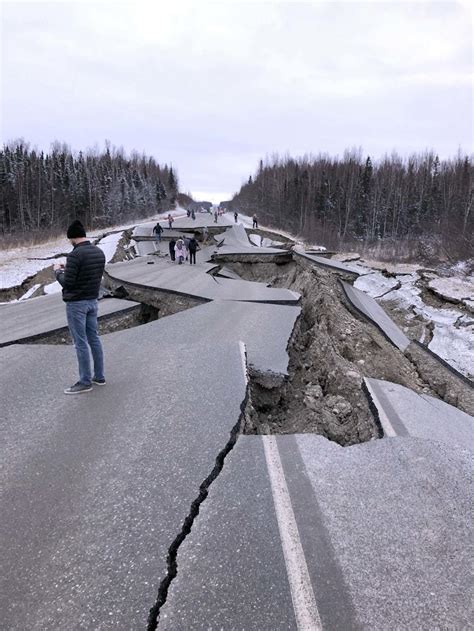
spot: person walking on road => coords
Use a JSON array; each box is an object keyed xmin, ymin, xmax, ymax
[
  {"xmin": 234, "ymin": 211, "xmax": 238, "ymax": 223},
  {"xmin": 152, "ymin": 222, "xmax": 163, "ymax": 243},
  {"xmin": 54, "ymin": 220, "xmax": 106, "ymax": 394},
  {"xmin": 167, "ymin": 213, "xmax": 174, "ymax": 229},
  {"xmin": 188, "ymin": 236, "xmax": 199, "ymax": 264},
  {"xmin": 175, "ymin": 238, "xmax": 186, "ymax": 264},
  {"xmin": 169, "ymin": 238, "xmax": 176, "ymax": 261},
  {"xmin": 183, "ymin": 236, "xmax": 191, "ymax": 261},
  {"xmin": 252, "ymin": 214, "xmax": 258, "ymax": 229},
  {"xmin": 191, "ymin": 209, "xmax": 196, "ymax": 220},
  {"xmin": 214, "ymin": 209, "xmax": 218, "ymax": 223}
]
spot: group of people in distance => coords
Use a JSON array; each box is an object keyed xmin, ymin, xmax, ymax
[
  {"xmin": 233, "ymin": 210, "xmax": 258, "ymax": 228},
  {"xmin": 151, "ymin": 208, "xmax": 259, "ymax": 265},
  {"xmin": 152, "ymin": 221, "xmax": 199, "ymax": 265},
  {"xmin": 169, "ymin": 235, "xmax": 199, "ymax": 264}
]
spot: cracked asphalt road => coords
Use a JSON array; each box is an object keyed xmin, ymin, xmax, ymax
[{"xmin": 1, "ymin": 229, "xmax": 472, "ymax": 630}]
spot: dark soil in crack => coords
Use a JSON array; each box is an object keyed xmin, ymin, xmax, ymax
[
  {"xmin": 13, "ymin": 303, "xmax": 159, "ymax": 346},
  {"xmin": 228, "ymin": 260, "xmax": 442, "ymax": 446}
]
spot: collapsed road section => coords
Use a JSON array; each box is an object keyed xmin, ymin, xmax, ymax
[
  {"xmin": 0, "ymin": 293, "xmax": 146, "ymax": 347},
  {"xmin": 1, "ymin": 220, "xmax": 472, "ymax": 630}
]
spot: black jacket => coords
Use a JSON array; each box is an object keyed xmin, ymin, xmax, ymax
[
  {"xmin": 56, "ymin": 241, "xmax": 105, "ymax": 302},
  {"xmin": 188, "ymin": 238, "xmax": 199, "ymax": 252}
]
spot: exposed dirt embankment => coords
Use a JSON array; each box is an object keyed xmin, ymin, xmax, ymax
[{"xmin": 229, "ymin": 260, "xmax": 462, "ymax": 446}]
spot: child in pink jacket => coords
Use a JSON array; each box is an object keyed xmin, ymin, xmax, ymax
[{"xmin": 175, "ymin": 238, "xmax": 187, "ymax": 264}]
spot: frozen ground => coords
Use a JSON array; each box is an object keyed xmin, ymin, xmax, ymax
[
  {"xmin": 0, "ymin": 208, "xmax": 187, "ymax": 291},
  {"xmin": 354, "ymin": 265, "xmax": 474, "ymax": 379},
  {"xmin": 0, "ymin": 237, "xmax": 71, "ymax": 290}
]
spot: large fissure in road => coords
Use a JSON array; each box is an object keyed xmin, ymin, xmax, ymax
[{"xmin": 230, "ymin": 259, "xmax": 467, "ymax": 445}]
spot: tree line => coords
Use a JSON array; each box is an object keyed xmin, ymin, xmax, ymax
[
  {"xmin": 229, "ymin": 150, "xmax": 473, "ymax": 257},
  {"xmin": 0, "ymin": 141, "xmax": 179, "ymax": 237}
]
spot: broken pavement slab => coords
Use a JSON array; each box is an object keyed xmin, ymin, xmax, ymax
[
  {"xmin": 365, "ymin": 377, "xmax": 474, "ymax": 450},
  {"xmin": 293, "ymin": 247, "xmax": 365, "ymax": 277},
  {"xmin": 211, "ymin": 224, "xmax": 291, "ymax": 258},
  {"xmin": 136, "ymin": 299, "xmax": 301, "ymax": 379},
  {"xmin": 214, "ymin": 265, "xmax": 242, "ymax": 280},
  {"xmin": 214, "ymin": 223, "xmax": 253, "ymax": 248},
  {"xmin": 105, "ymin": 256, "xmax": 300, "ymax": 304},
  {"xmin": 168, "ymin": 215, "xmax": 234, "ymax": 231},
  {"xmin": 428, "ymin": 276, "xmax": 474, "ymax": 312},
  {"xmin": 160, "ymin": 434, "xmax": 473, "ymax": 630},
  {"xmin": 0, "ymin": 293, "xmax": 141, "ymax": 347},
  {"xmin": 341, "ymin": 280, "xmax": 410, "ymax": 351}
]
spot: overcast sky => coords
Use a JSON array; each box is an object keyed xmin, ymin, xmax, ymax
[{"xmin": 1, "ymin": 1, "xmax": 472, "ymax": 203}]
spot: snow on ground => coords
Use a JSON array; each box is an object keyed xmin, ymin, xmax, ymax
[
  {"xmin": 429, "ymin": 325, "xmax": 474, "ymax": 379},
  {"xmin": 355, "ymin": 269, "xmax": 474, "ymax": 378},
  {"xmin": 353, "ymin": 273, "xmax": 399, "ymax": 298},
  {"xmin": 358, "ymin": 260, "xmax": 422, "ymax": 275},
  {"xmin": 97, "ymin": 231, "xmax": 124, "ymax": 263},
  {"xmin": 0, "ymin": 209, "xmax": 187, "ymax": 290},
  {"xmin": 0, "ymin": 237, "xmax": 71, "ymax": 289},
  {"xmin": 428, "ymin": 277, "xmax": 474, "ymax": 306},
  {"xmin": 43, "ymin": 281, "xmax": 62, "ymax": 295}
]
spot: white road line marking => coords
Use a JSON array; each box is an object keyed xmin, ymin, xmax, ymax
[
  {"xmin": 238, "ymin": 340, "xmax": 248, "ymax": 384},
  {"xmin": 364, "ymin": 379, "xmax": 397, "ymax": 437},
  {"xmin": 263, "ymin": 435, "xmax": 322, "ymax": 631}
]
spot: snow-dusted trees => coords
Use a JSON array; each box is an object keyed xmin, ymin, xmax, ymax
[
  {"xmin": 0, "ymin": 142, "xmax": 178, "ymax": 236},
  {"xmin": 230, "ymin": 151, "xmax": 473, "ymax": 256}
]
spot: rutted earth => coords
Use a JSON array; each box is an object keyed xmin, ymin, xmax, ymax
[{"xmin": 1, "ymin": 224, "xmax": 472, "ymax": 448}]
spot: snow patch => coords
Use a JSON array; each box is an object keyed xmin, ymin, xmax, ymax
[
  {"xmin": 0, "ymin": 238, "xmax": 70, "ymax": 289},
  {"xmin": 19, "ymin": 284, "xmax": 41, "ymax": 301},
  {"xmin": 429, "ymin": 325, "xmax": 474, "ymax": 379},
  {"xmin": 428, "ymin": 277, "xmax": 474, "ymax": 303},
  {"xmin": 354, "ymin": 273, "xmax": 399, "ymax": 298},
  {"xmin": 97, "ymin": 231, "xmax": 124, "ymax": 263},
  {"xmin": 44, "ymin": 281, "xmax": 62, "ymax": 295},
  {"xmin": 355, "ymin": 268, "xmax": 473, "ymax": 377}
]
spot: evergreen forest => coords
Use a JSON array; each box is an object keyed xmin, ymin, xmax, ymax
[
  {"xmin": 229, "ymin": 150, "xmax": 473, "ymax": 258},
  {"xmin": 0, "ymin": 141, "xmax": 178, "ymax": 238}
]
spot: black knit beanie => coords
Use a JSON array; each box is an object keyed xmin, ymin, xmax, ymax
[{"xmin": 67, "ymin": 220, "xmax": 86, "ymax": 239}]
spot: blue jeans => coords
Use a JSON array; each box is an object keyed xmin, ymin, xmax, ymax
[{"xmin": 66, "ymin": 300, "xmax": 104, "ymax": 385}]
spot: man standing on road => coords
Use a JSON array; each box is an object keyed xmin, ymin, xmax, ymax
[
  {"xmin": 152, "ymin": 222, "xmax": 163, "ymax": 243},
  {"xmin": 169, "ymin": 237, "xmax": 176, "ymax": 261},
  {"xmin": 234, "ymin": 211, "xmax": 238, "ymax": 223},
  {"xmin": 252, "ymin": 213, "xmax": 258, "ymax": 229},
  {"xmin": 54, "ymin": 220, "xmax": 106, "ymax": 395},
  {"xmin": 188, "ymin": 236, "xmax": 199, "ymax": 264}
]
